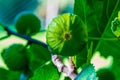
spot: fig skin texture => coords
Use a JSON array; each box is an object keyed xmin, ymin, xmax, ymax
[
  {"xmin": 15, "ymin": 13, "xmax": 41, "ymax": 35},
  {"xmin": 46, "ymin": 13, "xmax": 88, "ymax": 56},
  {"xmin": 2, "ymin": 44, "xmax": 28, "ymax": 71}
]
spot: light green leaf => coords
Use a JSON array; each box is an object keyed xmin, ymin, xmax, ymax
[
  {"xmin": 75, "ymin": 64, "xmax": 98, "ymax": 80},
  {"xmin": 30, "ymin": 62, "xmax": 59, "ymax": 80}
]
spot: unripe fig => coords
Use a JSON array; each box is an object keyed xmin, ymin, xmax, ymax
[
  {"xmin": 15, "ymin": 13, "xmax": 41, "ymax": 35},
  {"xmin": 111, "ymin": 11, "xmax": 120, "ymax": 38},
  {"xmin": 46, "ymin": 13, "xmax": 87, "ymax": 56},
  {"xmin": 2, "ymin": 44, "xmax": 28, "ymax": 71}
]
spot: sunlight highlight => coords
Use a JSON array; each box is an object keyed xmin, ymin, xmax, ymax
[{"xmin": 91, "ymin": 51, "xmax": 113, "ymax": 71}]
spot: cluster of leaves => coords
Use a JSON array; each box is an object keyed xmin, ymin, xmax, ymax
[
  {"xmin": 0, "ymin": 10, "xmax": 97, "ymax": 80},
  {"xmin": 0, "ymin": 12, "xmax": 58, "ymax": 80},
  {"xmin": 1, "ymin": 10, "xmax": 96, "ymax": 80}
]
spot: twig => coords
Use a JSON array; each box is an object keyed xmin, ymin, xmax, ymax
[
  {"xmin": 4, "ymin": 26, "xmax": 48, "ymax": 49},
  {"xmin": 52, "ymin": 55, "xmax": 77, "ymax": 80}
]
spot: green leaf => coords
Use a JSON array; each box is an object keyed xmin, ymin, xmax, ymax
[
  {"xmin": 0, "ymin": 67, "xmax": 9, "ymax": 80},
  {"xmin": 74, "ymin": 0, "xmax": 116, "ymax": 50},
  {"xmin": 1, "ymin": 44, "xmax": 28, "ymax": 71},
  {"xmin": 95, "ymin": 0, "xmax": 120, "ymax": 80},
  {"xmin": 27, "ymin": 38, "xmax": 59, "ymax": 80},
  {"xmin": 74, "ymin": 0, "xmax": 103, "ymax": 36},
  {"xmin": 30, "ymin": 62, "xmax": 59, "ymax": 80},
  {"xmin": 0, "ymin": 67, "xmax": 20, "ymax": 80},
  {"xmin": 28, "ymin": 43, "xmax": 51, "ymax": 71},
  {"xmin": 75, "ymin": 64, "xmax": 98, "ymax": 80},
  {"xmin": 74, "ymin": 0, "xmax": 120, "ymax": 79},
  {"xmin": 7, "ymin": 71, "xmax": 21, "ymax": 80},
  {"xmin": 97, "ymin": 68, "xmax": 115, "ymax": 80},
  {"xmin": 15, "ymin": 12, "xmax": 41, "ymax": 35}
]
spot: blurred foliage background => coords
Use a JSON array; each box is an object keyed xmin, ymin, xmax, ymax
[{"xmin": 0, "ymin": 0, "xmax": 74, "ymax": 66}]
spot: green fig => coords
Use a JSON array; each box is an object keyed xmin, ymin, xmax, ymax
[
  {"xmin": 111, "ymin": 17, "xmax": 120, "ymax": 38},
  {"xmin": 2, "ymin": 44, "xmax": 28, "ymax": 71},
  {"xmin": 15, "ymin": 13, "xmax": 41, "ymax": 35},
  {"xmin": 46, "ymin": 13, "xmax": 87, "ymax": 56}
]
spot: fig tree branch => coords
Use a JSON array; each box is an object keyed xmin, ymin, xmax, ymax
[
  {"xmin": 52, "ymin": 55, "xmax": 77, "ymax": 80},
  {"xmin": 3, "ymin": 26, "xmax": 78, "ymax": 79},
  {"xmin": 4, "ymin": 26, "xmax": 48, "ymax": 48}
]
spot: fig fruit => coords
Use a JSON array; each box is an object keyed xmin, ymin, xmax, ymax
[
  {"xmin": 2, "ymin": 44, "xmax": 28, "ymax": 71},
  {"xmin": 46, "ymin": 13, "xmax": 87, "ymax": 56},
  {"xmin": 111, "ymin": 11, "xmax": 120, "ymax": 38},
  {"xmin": 15, "ymin": 13, "xmax": 41, "ymax": 35}
]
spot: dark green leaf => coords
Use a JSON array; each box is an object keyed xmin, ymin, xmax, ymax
[
  {"xmin": 64, "ymin": 77, "xmax": 71, "ymax": 80},
  {"xmin": 15, "ymin": 12, "xmax": 41, "ymax": 35},
  {"xmin": 28, "ymin": 43, "xmax": 51, "ymax": 71},
  {"xmin": 7, "ymin": 71, "xmax": 21, "ymax": 80},
  {"xmin": 97, "ymin": 68, "xmax": 115, "ymax": 80},
  {"xmin": 0, "ymin": 67, "xmax": 20, "ymax": 80},
  {"xmin": 94, "ymin": 0, "xmax": 120, "ymax": 80},
  {"xmin": 30, "ymin": 62, "xmax": 59, "ymax": 80},
  {"xmin": 74, "ymin": 0, "xmax": 116, "ymax": 50},
  {"xmin": 1, "ymin": 44, "xmax": 28, "ymax": 71},
  {"xmin": 74, "ymin": 0, "xmax": 120, "ymax": 79},
  {"xmin": 0, "ymin": 67, "xmax": 9, "ymax": 80}
]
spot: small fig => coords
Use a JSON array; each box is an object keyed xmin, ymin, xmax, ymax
[
  {"xmin": 46, "ymin": 13, "xmax": 87, "ymax": 56},
  {"xmin": 111, "ymin": 11, "xmax": 120, "ymax": 38}
]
